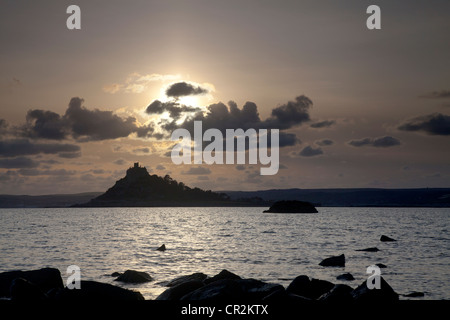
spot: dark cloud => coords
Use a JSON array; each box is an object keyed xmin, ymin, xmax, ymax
[
  {"xmin": 132, "ymin": 147, "xmax": 150, "ymax": 153},
  {"xmin": 164, "ymin": 96, "xmax": 312, "ymax": 145},
  {"xmin": 299, "ymin": 145, "xmax": 323, "ymax": 157},
  {"xmin": 113, "ymin": 159, "xmax": 126, "ymax": 165},
  {"xmin": 310, "ymin": 120, "xmax": 336, "ymax": 129},
  {"xmin": 58, "ymin": 151, "xmax": 81, "ymax": 159},
  {"xmin": 20, "ymin": 97, "xmax": 155, "ymax": 141},
  {"xmin": 145, "ymin": 100, "xmax": 197, "ymax": 120},
  {"xmin": 156, "ymin": 164, "xmax": 166, "ymax": 170},
  {"xmin": 166, "ymin": 82, "xmax": 208, "ymax": 98},
  {"xmin": 18, "ymin": 168, "xmax": 76, "ymax": 176},
  {"xmin": 398, "ymin": 113, "xmax": 450, "ymax": 136},
  {"xmin": 316, "ymin": 139, "xmax": 334, "ymax": 146},
  {"xmin": 235, "ymin": 164, "xmax": 246, "ymax": 171},
  {"xmin": 0, "ymin": 139, "xmax": 81, "ymax": 157},
  {"xmin": 0, "ymin": 156, "xmax": 38, "ymax": 168},
  {"xmin": 0, "ymin": 119, "xmax": 8, "ymax": 136},
  {"xmin": 348, "ymin": 136, "xmax": 401, "ymax": 147},
  {"xmin": 181, "ymin": 166, "xmax": 212, "ymax": 175},
  {"xmin": 419, "ymin": 90, "xmax": 450, "ymax": 99}
]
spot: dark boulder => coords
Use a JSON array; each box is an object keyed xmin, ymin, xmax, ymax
[
  {"xmin": 156, "ymin": 280, "xmax": 205, "ymax": 300},
  {"xmin": 156, "ymin": 244, "xmax": 166, "ymax": 251},
  {"xmin": 263, "ymin": 200, "xmax": 318, "ymax": 213},
  {"xmin": 375, "ymin": 263, "xmax": 387, "ymax": 269},
  {"xmin": 319, "ymin": 254, "xmax": 345, "ymax": 267},
  {"xmin": 166, "ymin": 272, "xmax": 208, "ymax": 287},
  {"xmin": 204, "ymin": 269, "xmax": 241, "ymax": 285},
  {"xmin": 111, "ymin": 272, "xmax": 122, "ymax": 277},
  {"xmin": 351, "ymin": 276, "xmax": 399, "ymax": 302},
  {"xmin": 0, "ymin": 268, "xmax": 64, "ymax": 298},
  {"xmin": 380, "ymin": 235, "xmax": 396, "ymax": 242},
  {"xmin": 336, "ymin": 273, "xmax": 355, "ymax": 281},
  {"xmin": 318, "ymin": 284, "xmax": 354, "ymax": 302},
  {"xmin": 55, "ymin": 280, "xmax": 144, "ymax": 301},
  {"xmin": 356, "ymin": 247, "xmax": 380, "ymax": 252},
  {"xmin": 10, "ymin": 278, "xmax": 48, "ymax": 301},
  {"xmin": 286, "ymin": 275, "xmax": 335, "ymax": 300},
  {"xmin": 180, "ymin": 279, "xmax": 283, "ymax": 301},
  {"xmin": 114, "ymin": 270, "xmax": 153, "ymax": 283}
]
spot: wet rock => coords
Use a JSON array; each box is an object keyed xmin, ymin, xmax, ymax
[
  {"xmin": 55, "ymin": 280, "xmax": 144, "ymax": 301},
  {"xmin": 110, "ymin": 272, "xmax": 122, "ymax": 277},
  {"xmin": 403, "ymin": 291, "xmax": 425, "ymax": 298},
  {"xmin": 286, "ymin": 275, "xmax": 335, "ymax": 300},
  {"xmin": 156, "ymin": 280, "xmax": 205, "ymax": 300},
  {"xmin": 10, "ymin": 278, "xmax": 48, "ymax": 301},
  {"xmin": 180, "ymin": 279, "xmax": 283, "ymax": 301},
  {"xmin": 319, "ymin": 254, "xmax": 345, "ymax": 267},
  {"xmin": 114, "ymin": 270, "xmax": 153, "ymax": 283},
  {"xmin": 351, "ymin": 276, "xmax": 399, "ymax": 302},
  {"xmin": 375, "ymin": 263, "xmax": 387, "ymax": 268},
  {"xmin": 263, "ymin": 200, "xmax": 318, "ymax": 213},
  {"xmin": 0, "ymin": 268, "xmax": 63, "ymax": 298},
  {"xmin": 318, "ymin": 284, "xmax": 354, "ymax": 302},
  {"xmin": 380, "ymin": 235, "xmax": 396, "ymax": 242},
  {"xmin": 204, "ymin": 269, "xmax": 241, "ymax": 284},
  {"xmin": 166, "ymin": 272, "xmax": 208, "ymax": 287},
  {"xmin": 336, "ymin": 273, "xmax": 355, "ymax": 281},
  {"xmin": 356, "ymin": 247, "xmax": 380, "ymax": 252},
  {"xmin": 157, "ymin": 244, "xmax": 166, "ymax": 251}
]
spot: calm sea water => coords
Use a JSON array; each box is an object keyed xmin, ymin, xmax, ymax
[{"xmin": 0, "ymin": 207, "xmax": 448, "ymax": 300}]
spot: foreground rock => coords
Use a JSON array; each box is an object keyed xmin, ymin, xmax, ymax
[
  {"xmin": 166, "ymin": 272, "xmax": 208, "ymax": 287},
  {"xmin": 351, "ymin": 276, "xmax": 399, "ymax": 302},
  {"xmin": 55, "ymin": 280, "xmax": 144, "ymax": 301},
  {"xmin": 0, "ymin": 268, "xmax": 64, "ymax": 298},
  {"xmin": 10, "ymin": 278, "xmax": 48, "ymax": 301},
  {"xmin": 204, "ymin": 269, "xmax": 241, "ymax": 284},
  {"xmin": 180, "ymin": 279, "xmax": 284, "ymax": 301},
  {"xmin": 114, "ymin": 270, "xmax": 153, "ymax": 283},
  {"xmin": 156, "ymin": 281, "xmax": 205, "ymax": 300},
  {"xmin": 319, "ymin": 254, "xmax": 345, "ymax": 267},
  {"xmin": 263, "ymin": 200, "xmax": 318, "ymax": 213},
  {"xmin": 403, "ymin": 291, "xmax": 425, "ymax": 298},
  {"xmin": 318, "ymin": 284, "xmax": 354, "ymax": 302},
  {"xmin": 286, "ymin": 275, "xmax": 334, "ymax": 300},
  {"xmin": 380, "ymin": 235, "xmax": 397, "ymax": 242}
]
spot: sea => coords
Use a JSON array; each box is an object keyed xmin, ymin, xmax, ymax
[{"xmin": 0, "ymin": 207, "xmax": 448, "ymax": 300}]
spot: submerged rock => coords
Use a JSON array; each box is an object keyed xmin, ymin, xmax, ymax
[
  {"xmin": 380, "ymin": 235, "xmax": 397, "ymax": 242},
  {"xmin": 375, "ymin": 263, "xmax": 387, "ymax": 269},
  {"xmin": 263, "ymin": 200, "xmax": 318, "ymax": 213},
  {"xmin": 319, "ymin": 254, "xmax": 345, "ymax": 267},
  {"xmin": 403, "ymin": 291, "xmax": 425, "ymax": 298},
  {"xmin": 336, "ymin": 273, "xmax": 355, "ymax": 281},
  {"xmin": 286, "ymin": 275, "xmax": 335, "ymax": 300},
  {"xmin": 114, "ymin": 270, "xmax": 153, "ymax": 283},
  {"xmin": 356, "ymin": 247, "xmax": 380, "ymax": 252}
]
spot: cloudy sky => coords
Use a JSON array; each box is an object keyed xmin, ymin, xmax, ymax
[{"xmin": 0, "ymin": 0, "xmax": 449, "ymax": 195}]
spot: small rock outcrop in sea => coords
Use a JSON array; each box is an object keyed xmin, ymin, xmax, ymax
[
  {"xmin": 336, "ymin": 273, "xmax": 355, "ymax": 281},
  {"xmin": 351, "ymin": 276, "xmax": 399, "ymax": 302},
  {"xmin": 356, "ymin": 247, "xmax": 380, "ymax": 252},
  {"xmin": 263, "ymin": 200, "xmax": 318, "ymax": 213},
  {"xmin": 166, "ymin": 272, "xmax": 208, "ymax": 287},
  {"xmin": 156, "ymin": 244, "xmax": 166, "ymax": 251},
  {"xmin": 114, "ymin": 270, "xmax": 153, "ymax": 283},
  {"xmin": 380, "ymin": 235, "xmax": 397, "ymax": 242},
  {"xmin": 286, "ymin": 275, "xmax": 335, "ymax": 300},
  {"xmin": 403, "ymin": 291, "xmax": 425, "ymax": 298},
  {"xmin": 319, "ymin": 254, "xmax": 345, "ymax": 267},
  {"xmin": 375, "ymin": 263, "xmax": 387, "ymax": 268}
]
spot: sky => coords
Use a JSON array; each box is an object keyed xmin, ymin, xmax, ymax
[{"xmin": 0, "ymin": 0, "xmax": 449, "ymax": 195}]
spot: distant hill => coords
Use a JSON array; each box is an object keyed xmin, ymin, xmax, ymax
[
  {"xmin": 224, "ymin": 188, "xmax": 450, "ymax": 207},
  {"xmin": 0, "ymin": 192, "xmax": 102, "ymax": 208},
  {"xmin": 74, "ymin": 163, "xmax": 231, "ymax": 207}
]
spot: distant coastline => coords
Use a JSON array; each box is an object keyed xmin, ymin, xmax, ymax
[{"xmin": 0, "ymin": 188, "xmax": 449, "ymax": 208}]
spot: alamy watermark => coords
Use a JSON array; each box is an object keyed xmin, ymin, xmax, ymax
[
  {"xmin": 170, "ymin": 121, "xmax": 279, "ymax": 175},
  {"xmin": 366, "ymin": 265, "xmax": 381, "ymax": 289},
  {"xmin": 66, "ymin": 265, "xmax": 81, "ymax": 289}
]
